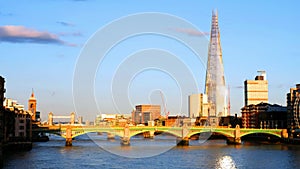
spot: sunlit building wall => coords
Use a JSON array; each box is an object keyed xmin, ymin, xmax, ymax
[
  {"xmin": 244, "ymin": 71, "xmax": 268, "ymax": 106},
  {"xmin": 133, "ymin": 105, "xmax": 161, "ymax": 124},
  {"xmin": 188, "ymin": 93, "xmax": 209, "ymax": 118}
]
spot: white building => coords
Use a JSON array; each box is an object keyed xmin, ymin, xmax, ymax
[
  {"xmin": 188, "ymin": 93, "xmax": 209, "ymax": 118},
  {"xmin": 3, "ymin": 98, "xmax": 25, "ymax": 111}
]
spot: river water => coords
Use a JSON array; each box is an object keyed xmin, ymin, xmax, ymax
[{"xmin": 3, "ymin": 133, "xmax": 300, "ymax": 169}]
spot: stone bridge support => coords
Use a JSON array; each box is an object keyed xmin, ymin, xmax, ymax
[
  {"xmin": 177, "ymin": 124, "xmax": 189, "ymax": 146},
  {"xmin": 226, "ymin": 125, "xmax": 241, "ymax": 145},
  {"xmin": 65, "ymin": 126, "xmax": 72, "ymax": 146},
  {"xmin": 281, "ymin": 129, "xmax": 288, "ymax": 139},
  {"xmin": 143, "ymin": 131, "xmax": 155, "ymax": 139},
  {"xmin": 121, "ymin": 124, "xmax": 130, "ymax": 146},
  {"xmin": 107, "ymin": 133, "xmax": 115, "ymax": 140}
]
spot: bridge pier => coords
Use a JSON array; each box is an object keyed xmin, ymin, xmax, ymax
[
  {"xmin": 281, "ymin": 129, "xmax": 288, "ymax": 139},
  {"xmin": 121, "ymin": 137, "xmax": 130, "ymax": 146},
  {"xmin": 227, "ymin": 124, "xmax": 241, "ymax": 145},
  {"xmin": 177, "ymin": 124, "xmax": 190, "ymax": 146},
  {"xmin": 143, "ymin": 131, "xmax": 155, "ymax": 139},
  {"xmin": 226, "ymin": 137, "xmax": 241, "ymax": 145},
  {"xmin": 65, "ymin": 127, "xmax": 72, "ymax": 146},
  {"xmin": 176, "ymin": 137, "xmax": 189, "ymax": 146},
  {"xmin": 107, "ymin": 133, "xmax": 115, "ymax": 140},
  {"xmin": 121, "ymin": 124, "xmax": 130, "ymax": 146}
]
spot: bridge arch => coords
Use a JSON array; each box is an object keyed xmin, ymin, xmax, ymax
[
  {"xmin": 187, "ymin": 130, "xmax": 234, "ymax": 138},
  {"xmin": 129, "ymin": 129, "xmax": 182, "ymax": 138},
  {"xmin": 45, "ymin": 132, "xmax": 65, "ymax": 138},
  {"xmin": 240, "ymin": 131, "xmax": 281, "ymax": 138},
  {"xmin": 71, "ymin": 130, "xmax": 124, "ymax": 138}
]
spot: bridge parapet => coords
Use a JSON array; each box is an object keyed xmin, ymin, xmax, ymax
[{"xmin": 33, "ymin": 125, "xmax": 286, "ymax": 146}]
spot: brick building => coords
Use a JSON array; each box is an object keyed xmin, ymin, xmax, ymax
[{"xmin": 241, "ymin": 102, "xmax": 287, "ymax": 129}]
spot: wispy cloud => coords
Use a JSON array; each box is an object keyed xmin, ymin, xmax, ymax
[
  {"xmin": 0, "ymin": 25, "xmax": 77, "ymax": 47},
  {"xmin": 58, "ymin": 31, "xmax": 82, "ymax": 37},
  {"xmin": 234, "ymin": 86, "xmax": 244, "ymax": 89},
  {"xmin": 56, "ymin": 21, "xmax": 75, "ymax": 27},
  {"xmin": 173, "ymin": 28, "xmax": 209, "ymax": 37},
  {"xmin": 0, "ymin": 11, "xmax": 13, "ymax": 16}
]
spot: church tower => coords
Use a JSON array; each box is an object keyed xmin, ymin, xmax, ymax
[
  {"xmin": 28, "ymin": 90, "xmax": 37, "ymax": 121},
  {"xmin": 205, "ymin": 10, "xmax": 227, "ymax": 125}
]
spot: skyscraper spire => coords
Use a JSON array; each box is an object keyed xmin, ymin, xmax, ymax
[{"xmin": 205, "ymin": 9, "xmax": 227, "ymax": 123}]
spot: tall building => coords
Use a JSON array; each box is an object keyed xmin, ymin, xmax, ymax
[
  {"xmin": 0, "ymin": 76, "xmax": 5, "ymax": 155},
  {"xmin": 0, "ymin": 76, "xmax": 4, "ymax": 107},
  {"xmin": 132, "ymin": 105, "xmax": 161, "ymax": 124},
  {"xmin": 28, "ymin": 90, "xmax": 37, "ymax": 121},
  {"xmin": 188, "ymin": 93, "xmax": 209, "ymax": 118},
  {"xmin": 205, "ymin": 10, "xmax": 227, "ymax": 125},
  {"xmin": 244, "ymin": 71, "xmax": 268, "ymax": 106},
  {"xmin": 287, "ymin": 84, "xmax": 300, "ymax": 129}
]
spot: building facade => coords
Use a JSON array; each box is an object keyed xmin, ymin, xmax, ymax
[
  {"xmin": 241, "ymin": 102, "xmax": 287, "ymax": 129},
  {"xmin": 0, "ymin": 76, "xmax": 5, "ymax": 164},
  {"xmin": 28, "ymin": 91, "xmax": 37, "ymax": 121},
  {"xmin": 3, "ymin": 98, "xmax": 32, "ymax": 139},
  {"xmin": 0, "ymin": 76, "xmax": 4, "ymax": 108},
  {"xmin": 188, "ymin": 93, "xmax": 209, "ymax": 118},
  {"xmin": 132, "ymin": 105, "xmax": 161, "ymax": 125},
  {"xmin": 244, "ymin": 71, "xmax": 268, "ymax": 106},
  {"xmin": 287, "ymin": 84, "xmax": 300, "ymax": 129}
]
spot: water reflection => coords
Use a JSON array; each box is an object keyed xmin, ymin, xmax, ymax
[
  {"xmin": 88, "ymin": 133, "xmax": 177, "ymax": 158},
  {"xmin": 216, "ymin": 155, "xmax": 236, "ymax": 169},
  {"xmin": 4, "ymin": 138, "xmax": 300, "ymax": 169}
]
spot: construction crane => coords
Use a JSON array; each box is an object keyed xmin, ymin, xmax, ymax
[
  {"xmin": 159, "ymin": 91, "xmax": 168, "ymax": 118},
  {"xmin": 227, "ymin": 85, "xmax": 231, "ymax": 116}
]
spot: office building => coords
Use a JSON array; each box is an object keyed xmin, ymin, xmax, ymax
[
  {"xmin": 188, "ymin": 93, "xmax": 209, "ymax": 118},
  {"xmin": 244, "ymin": 71, "xmax": 268, "ymax": 106},
  {"xmin": 132, "ymin": 105, "xmax": 161, "ymax": 124}
]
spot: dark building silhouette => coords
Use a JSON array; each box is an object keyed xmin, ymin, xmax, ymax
[
  {"xmin": 287, "ymin": 84, "xmax": 300, "ymax": 129},
  {"xmin": 241, "ymin": 102, "xmax": 287, "ymax": 129},
  {"xmin": 0, "ymin": 76, "xmax": 5, "ymax": 167},
  {"xmin": 219, "ymin": 114, "xmax": 242, "ymax": 128}
]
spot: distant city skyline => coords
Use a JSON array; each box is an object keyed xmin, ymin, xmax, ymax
[{"xmin": 1, "ymin": 1, "xmax": 300, "ymax": 121}]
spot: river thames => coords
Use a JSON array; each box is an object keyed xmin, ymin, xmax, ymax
[{"xmin": 3, "ymin": 133, "xmax": 300, "ymax": 169}]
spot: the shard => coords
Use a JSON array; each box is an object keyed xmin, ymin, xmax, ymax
[{"xmin": 205, "ymin": 10, "xmax": 228, "ymax": 125}]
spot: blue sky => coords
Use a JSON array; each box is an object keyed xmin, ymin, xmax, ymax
[{"xmin": 1, "ymin": 0, "xmax": 300, "ymax": 121}]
